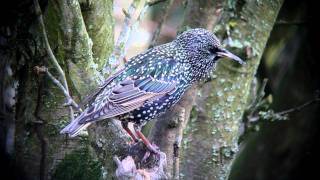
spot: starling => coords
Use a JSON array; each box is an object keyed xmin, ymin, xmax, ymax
[{"xmin": 61, "ymin": 28, "xmax": 244, "ymax": 153}]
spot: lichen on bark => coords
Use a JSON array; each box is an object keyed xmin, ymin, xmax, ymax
[
  {"xmin": 80, "ymin": 0, "xmax": 114, "ymax": 71},
  {"xmin": 45, "ymin": 0, "xmax": 103, "ymax": 95},
  {"xmin": 180, "ymin": 0, "xmax": 284, "ymax": 179}
]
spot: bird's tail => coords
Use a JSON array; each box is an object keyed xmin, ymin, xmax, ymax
[{"xmin": 60, "ymin": 115, "xmax": 91, "ymax": 137}]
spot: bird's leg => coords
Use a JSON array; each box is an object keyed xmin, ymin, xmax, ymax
[
  {"xmin": 133, "ymin": 125, "xmax": 159, "ymax": 154},
  {"xmin": 121, "ymin": 122, "xmax": 138, "ymax": 143}
]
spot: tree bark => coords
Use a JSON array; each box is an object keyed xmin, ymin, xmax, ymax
[
  {"xmin": 43, "ymin": 0, "xmax": 131, "ymax": 179},
  {"xmin": 180, "ymin": 0, "xmax": 284, "ymax": 179},
  {"xmin": 148, "ymin": 0, "xmax": 284, "ymax": 179},
  {"xmin": 81, "ymin": 0, "xmax": 115, "ymax": 70},
  {"xmin": 148, "ymin": 0, "xmax": 225, "ymax": 178},
  {"xmin": 1, "ymin": 0, "xmax": 128, "ymax": 179}
]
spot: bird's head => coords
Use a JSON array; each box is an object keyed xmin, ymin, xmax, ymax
[{"xmin": 174, "ymin": 28, "xmax": 245, "ymax": 69}]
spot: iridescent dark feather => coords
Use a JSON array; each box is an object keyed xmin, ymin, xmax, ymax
[{"xmin": 81, "ymin": 77, "xmax": 176, "ymax": 123}]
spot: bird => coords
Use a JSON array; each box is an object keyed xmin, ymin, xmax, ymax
[{"xmin": 60, "ymin": 28, "xmax": 245, "ymax": 153}]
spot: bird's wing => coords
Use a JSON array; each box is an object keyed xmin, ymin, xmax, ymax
[
  {"xmin": 79, "ymin": 68, "xmax": 125, "ymax": 108},
  {"xmin": 78, "ymin": 76, "xmax": 176, "ymax": 124}
]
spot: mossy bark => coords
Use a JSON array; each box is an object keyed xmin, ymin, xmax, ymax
[
  {"xmin": 148, "ymin": 0, "xmax": 225, "ymax": 178},
  {"xmin": 49, "ymin": 0, "xmax": 106, "ymax": 91},
  {"xmin": 180, "ymin": 0, "xmax": 284, "ymax": 179},
  {"xmin": 80, "ymin": 0, "xmax": 114, "ymax": 70},
  {"xmin": 6, "ymin": 0, "xmax": 118, "ymax": 179},
  {"xmin": 43, "ymin": 0, "xmax": 126, "ymax": 179}
]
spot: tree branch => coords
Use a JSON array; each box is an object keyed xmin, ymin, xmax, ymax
[
  {"xmin": 172, "ymin": 108, "xmax": 185, "ymax": 180},
  {"xmin": 33, "ymin": 0, "xmax": 78, "ymax": 122},
  {"xmin": 33, "ymin": 0, "xmax": 69, "ymax": 93},
  {"xmin": 34, "ymin": 66, "xmax": 81, "ymax": 112},
  {"xmin": 147, "ymin": 0, "xmax": 167, "ymax": 6},
  {"xmin": 33, "ymin": 71, "xmax": 48, "ymax": 180},
  {"xmin": 277, "ymin": 97, "xmax": 320, "ymax": 116},
  {"xmin": 103, "ymin": 0, "xmax": 141, "ymax": 74},
  {"xmin": 148, "ymin": 0, "xmax": 174, "ymax": 48},
  {"xmin": 148, "ymin": 86, "xmax": 197, "ymax": 179},
  {"xmin": 148, "ymin": 0, "xmax": 225, "ymax": 178},
  {"xmin": 179, "ymin": 0, "xmax": 284, "ymax": 179},
  {"xmin": 102, "ymin": 0, "xmax": 162, "ymax": 74}
]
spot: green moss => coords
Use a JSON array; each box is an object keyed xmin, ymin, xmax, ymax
[
  {"xmin": 180, "ymin": 0, "xmax": 284, "ymax": 179},
  {"xmin": 52, "ymin": 147, "xmax": 102, "ymax": 180},
  {"xmin": 81, "ymin": 0, "xmax": 114, "ymax": 70},
  {"xmin": 44, "ymin": 2, "xmax": 67, "ymax": 69}
]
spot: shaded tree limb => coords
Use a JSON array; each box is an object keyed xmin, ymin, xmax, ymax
[
  {"xmin": 33, "ymin": 0, "xmax": 69, "ymax": 92},
  {"xmin": 0, "ymin": 58, "xmax": 17, "ymax": 156},
  {"xmin": 33, "ymin": 0, "xmax": 77, "ymax": 122},
  {"xmin": 180, "ymin": 0, "xmax": 284, "ymax": 179},
  {"xmin": 34, "ymin": 66, "xmax": 81, "ymax": 113},
  {"xmin": 33, "ymin": 70, "xmax": 48, "ymax": 180},
  {"xmin": 148, "ymin": 0, "xmax": 174, "ymax": 48},
  {"xmin": 277, "ymin": 96, "xmax": 320, "ymax": 116},
  {"xmin": 148, "ymin": 0, "xmax": 225, "ymax": 178},
  {"xmin": 148, "ymin": 86, "xmax": 197, "ymax": 179},
  {"xmin": 103, "ymin": 0, "xmax": 145, "ymax": 74},
  {"xmin": 80, "ymin": 0, "xmax": 115, "ymax": 70}
]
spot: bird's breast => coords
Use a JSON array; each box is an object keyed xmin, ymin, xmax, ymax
[{"xmin": 123, "ymin": 86, "xmax": 186, "ymax": 125}]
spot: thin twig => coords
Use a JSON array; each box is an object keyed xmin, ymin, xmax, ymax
[
  {"xmin": 44, "ymin": 68, "xmax": 81, "ymax": 112},
  {"xmin": 173, "ymin": 108, "xmax": 185, "ymax": 180},
  {"xmin": 277, "ymin": 97, "xmax": 320, "ymax": 116},
  {"xmin": 247, "ymin": 78, "xmax": 268, "ymax": 116},
  {"xmin": 102, "ymin": 0, "xmax": 140, "ymax": 73},
  {"xmin": 103, "ymin": 0, "xmax": 157, "ymax": 75},
  {"xmin": 276, "ymin": 20, "xmax": 307, "ymax": 25},
  {"xmin": 245, "ymin": 94, "xmax": 320, "ymax": 131},
  {"xmin": 34, "ymin": 0, "xmax": 80, "ymax": 121},
  {"xmin": 33, "ymin": 0, "xmax": 69, "ymax": 92},
  {"xmin": 147, "ymin": 0, "xmax": 167, "ymax": 6}
]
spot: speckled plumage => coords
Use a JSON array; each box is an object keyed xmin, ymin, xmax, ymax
[{"xmin": 61, "ymin": 28, "xmax": 244, "ymax": 137}]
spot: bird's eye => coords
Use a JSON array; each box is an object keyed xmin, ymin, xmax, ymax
[{"xmin": 208, "ymin": 47, "xmax": 218, "ymax": 54}]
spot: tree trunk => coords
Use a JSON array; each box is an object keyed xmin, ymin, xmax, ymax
[
  {"xmin": 180, "ymin": 0, "xmax": 284, "ymax": 179},
  {"xmin": 147, "ymin": 0, "xmax": 284, "ymax": 179},
  {"xmin": 0, "ymin": 0, "xmax": 125, "ymax": 179},
  {"xmin": 148, "ymin": 0, "xmax": 225, "ymax": 178}
]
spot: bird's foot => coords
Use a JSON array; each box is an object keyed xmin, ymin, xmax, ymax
[
  {"xmin": 126, "ymin": 141, "xmax": 163, "ymax": 170},
  {"xmin": 142, "ymin": 143, "xmax": 160, "ymax": 163},
  {"xmin": 146, "ymin": 142, "xmax": 160, "ymax": 154}
]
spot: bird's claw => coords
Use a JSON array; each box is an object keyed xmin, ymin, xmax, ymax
[
  {"xmin": 147, "ymin": 142, "xmax": 160, "ymax": 154},
  {"xmin": 141, "ymin": 151, "xmax": 151, "ymax": 163},
  {"xmin": 142, "ymin": 143, "xmax": 160, "ymax": 163}
]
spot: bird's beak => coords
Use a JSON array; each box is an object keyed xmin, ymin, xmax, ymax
[{"xmin": 217, "ymin": 48, "xmax": 245, "ymax": 65}]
